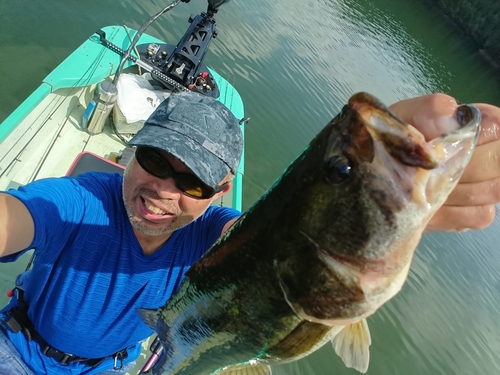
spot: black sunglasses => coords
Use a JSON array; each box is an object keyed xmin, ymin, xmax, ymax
[{"xmin": 135, "ymin": 146, "xmax": 227, "ymax": 199}]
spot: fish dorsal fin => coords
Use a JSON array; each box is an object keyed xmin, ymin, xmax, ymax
[
  {"xmin": 331, "ymin": 319, "xmax": 371, "ymax": 373},
  {"xmin": 215, "ymin": 364, "xmax": 272, "ymax": 375}
]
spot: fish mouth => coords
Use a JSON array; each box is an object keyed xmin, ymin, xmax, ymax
[{"xmin": 349, "ymin": 93, "xmax": 481, "ymax": 213}]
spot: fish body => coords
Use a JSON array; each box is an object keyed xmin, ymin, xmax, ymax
[{"xmin": 139, "ymin": 92, "xmax": 481, "ymax": 375}]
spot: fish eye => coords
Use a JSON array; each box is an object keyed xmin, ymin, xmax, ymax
[{"xmin": 325, "ymin": 156, "xmax": 351, "ymax": 185}]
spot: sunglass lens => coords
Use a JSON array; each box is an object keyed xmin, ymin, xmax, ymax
[
  {"xmin": 136, "ymin": 147, "xmax": 215, "ymax": 199},
  {"xmin": 137, "ymin": 147, "xmax": 171, "ymax": 178}
]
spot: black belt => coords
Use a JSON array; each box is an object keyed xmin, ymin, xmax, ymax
[
  {"xmin": 3, "ymin": 291, "xmax": 128, "ymax": 368},
  {"xmin": 35, "ymin": 331, "xmax": 128, "ymax": 368}
]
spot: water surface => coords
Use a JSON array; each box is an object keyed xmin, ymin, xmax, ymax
[{"xmin": 1, "ymin": 0, "xmax": 500, "ymax": 373}]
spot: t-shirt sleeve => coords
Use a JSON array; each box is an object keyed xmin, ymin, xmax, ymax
[
  {"xmin": 201, "ymin": 205, "xmax": 241, "ymax": 246},
  {"xmin": 182, "ymin": 205, "xmax": 241, "ymax": 264},
  {"xmin": 0, "ymin": 176, "xmax": 92, "ymax": 263}
]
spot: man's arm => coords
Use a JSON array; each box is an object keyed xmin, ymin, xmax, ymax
[
  {"xmin": 0, "ymin": 193, "xmax": 35, "ymax": 257},
  {"xmin": 216, "ymin": 95, "xmax": 500, "ymax": 235}
]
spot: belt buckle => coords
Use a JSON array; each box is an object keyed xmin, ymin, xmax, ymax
[
  {"xmin": 41, "ymin": 344, "xmax": 50, "ymax": 356},
  {"xmin": 60, "ymin": 354, "xmax": 72, "ymax": 366},
  {"xmin": 41, "ymin": 344, "xmax": 75, "ymax": 366},
  {"xmin": 4, "ymin": 314, "xmax": 22, "ymax": 334},
  {"xmin": 113, "ymin": 349, "xmax": 128, "ymax": 370}
]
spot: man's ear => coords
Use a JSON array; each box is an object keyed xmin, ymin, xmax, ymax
[
  {"xmin": 210, "ymin": 182, "xmax": 231, "ymax": 204},
  {"xmin": 213, "ymin": 181, "xmax": 233, "ymax": 201},
  {"xmin": 220, "ymin": 181, "xmax": 233, "ymax": 194}
]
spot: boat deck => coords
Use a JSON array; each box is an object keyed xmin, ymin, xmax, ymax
[{"xmin": 0, "ymin": 85, "xmax": 123, "ymax": 185}]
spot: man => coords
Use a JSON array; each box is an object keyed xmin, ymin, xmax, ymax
[
  {"xmin": 0, "ymin": 91, "xmax": 499, "ymax": 374},
  {"xmin": 0, "ymin": 91, "xmax": 243, "ymax": 374}
]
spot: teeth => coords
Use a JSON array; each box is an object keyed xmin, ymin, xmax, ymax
[{"xmin": 144, "ymin": 200, "xmax": 168, "ymax": 215}]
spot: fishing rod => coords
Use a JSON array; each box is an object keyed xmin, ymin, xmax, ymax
[{"xmin": 95, "ymin": 29, "xmax": 188, "ymax": 93}]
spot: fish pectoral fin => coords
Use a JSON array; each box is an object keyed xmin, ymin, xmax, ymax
[
  {"xmin": 331, "ymin": 319, "xmax": 372, "ymax": 373},
  {"xmin": 215, "ymin": 364, "xmax": 273, "ymax": 375}
]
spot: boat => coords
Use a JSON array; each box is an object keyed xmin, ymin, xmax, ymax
[
  {"xmin": 0, "ymin": 0, "xmax": 244, "ymax": 207},
  {"xmin": 0, "ymin": 0, "xmax": 245, "ymax": 372}
]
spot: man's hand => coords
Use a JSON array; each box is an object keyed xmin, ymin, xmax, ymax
[{"xmin": 389, "ymin": 93, "xmax": 500, "ymax": 233}]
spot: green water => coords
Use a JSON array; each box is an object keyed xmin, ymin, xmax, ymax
[{"xmin": 1, "ymin": 0, "xmax": 500, "ymax": 373}]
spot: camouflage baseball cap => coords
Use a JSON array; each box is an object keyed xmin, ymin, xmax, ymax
[{"xmin": 128, "ymin": 91, "xmax": 243, "ymax": 188}]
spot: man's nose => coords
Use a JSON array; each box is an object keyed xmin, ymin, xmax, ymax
[{"xmin": 153, "ymin": 176, "xmax": 182, "ymax": 198}]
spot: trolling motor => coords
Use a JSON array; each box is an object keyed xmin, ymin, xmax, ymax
[
  {"xmin": 135, "ymin": 9, "xmax": 220, "ymax": 97},
  {"xmin": 83, "ymin": 0, "xmax": 231, "ymax": 136},
  {"xmin": 133, "ymin": 0, "xmax": 231, "ymax": 97}
]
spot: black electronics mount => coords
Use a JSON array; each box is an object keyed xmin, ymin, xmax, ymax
[
  {"xmin": 136, "ymin": 11, "xmax": 220, "ymax": 98},
  {"xmin": 96, "ymin": 0, "xmax": 232, "ymax": 99}
]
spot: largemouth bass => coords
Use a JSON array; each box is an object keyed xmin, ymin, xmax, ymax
[{"xmin": 139, "ymin": 92, "xmax": 481, "ymax": 375}]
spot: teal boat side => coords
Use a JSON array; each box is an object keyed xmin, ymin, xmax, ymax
[
  {"xmin": 0, "ymin": 26, "xmax": 159, "ymax": 143},
  {"xmin": 0, "ymin": 83, "xmax": 52, "ymax": 143},
  {"xmin": 210, "ymin": 68, "xmax": 245, "ymax": 212}
]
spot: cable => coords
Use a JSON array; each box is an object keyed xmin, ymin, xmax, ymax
[
  {"xmin": 123, "ymin": 25, "xmax": 142, "ymax": 75},
  {"xmin": 112, "ymin": 0, "xmax": 182, "ymax": 86}
]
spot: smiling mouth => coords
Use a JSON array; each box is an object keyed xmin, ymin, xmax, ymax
[{"xmin": 141, "ymin": 197, "xmax": 170, "ymax": 215}]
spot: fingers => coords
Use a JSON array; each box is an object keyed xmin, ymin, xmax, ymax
[
  {"xmin": 389, "ymin": 95, "xmax": 500, "ymax": 144},
  {"xmin": 444, "ymin": 177, "xmax": 500, "ymax": 206},
  {"xmin": 473, "ymin": 103, "xmax": 500, "ymax": 146},
  {"xmin": 425, "ymin": 204, "xmax": 497, "ymax": 233},
  {"xmin": 460, "ymin": 139, "xmax": 500, "ymax": 182},
  {"xmin": 390, "ymin": 94, "xmax": 500, "ymax": 234},
  {"xmin": 388, "ymin": 93, "xmax": 460, "ymax": 140}
]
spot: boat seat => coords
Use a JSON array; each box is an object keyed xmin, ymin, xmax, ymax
[{"xmin": 66, "ymin": 151, "xmax": 126, "ymax": 177}]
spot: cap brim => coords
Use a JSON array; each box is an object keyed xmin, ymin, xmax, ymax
[{"xmin": 129, "ymin": 125, "xmax": 230, "ymax": 188}]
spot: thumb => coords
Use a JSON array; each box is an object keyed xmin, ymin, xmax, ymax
[{"xmin": 388, "ymin": 93, "xmax": 460, "ymax": 141}]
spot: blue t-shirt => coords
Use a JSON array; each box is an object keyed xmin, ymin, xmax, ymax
[{"xmin": 1, "ymin": 172, "xmax": 240, "ymax": 360}]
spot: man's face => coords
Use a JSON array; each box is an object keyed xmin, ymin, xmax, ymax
[{"xmin": 122, "ymin": 150, "xmax": 230, "ymax": 237}]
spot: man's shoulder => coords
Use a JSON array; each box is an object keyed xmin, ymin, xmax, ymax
[
  {"xmin": 72, "ymin": 172, "xmax": 123, "ymax": 196},
  {"xmin": 203, "ymin": 205, "xmax": 241, "ymax": 219},
  {"xmin": 75, "ymin": 171, "xmax": 122, "ymax": 186},
  {"xmin": 7, "ymin": 172, "xmax": 122, "ymax": 196},
  {"xmin": 190, "ymin": 205, "xmax": 240, "ymax": 233}
]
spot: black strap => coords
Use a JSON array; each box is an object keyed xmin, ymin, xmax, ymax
[{"xmin": 3, "ymin": 289, "xmax": 128, "ymax": 367}]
